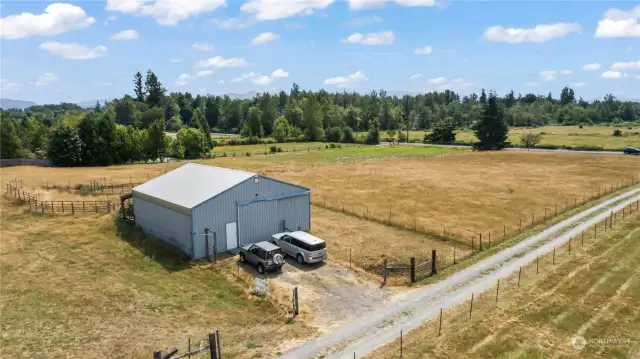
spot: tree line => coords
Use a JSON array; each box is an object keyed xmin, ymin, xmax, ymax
[{"xmin": 1, "ymin": 69, "xmax": 638, "ymax": 165}]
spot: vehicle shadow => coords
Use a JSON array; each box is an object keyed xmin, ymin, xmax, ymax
[
  {"xmin": 283, "ymin": 256, "xmax": 327, "ymax": 272},
  {"xmin": 237, "ymin": 255, "xmax": 326, "ymax": 279}
]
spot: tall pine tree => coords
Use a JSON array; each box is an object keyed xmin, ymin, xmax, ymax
[
  {"xmin": 133, "ymin": 72, "xmax": 145, "ymax": 102},
  {"xmin": 473, "ymin": 91, "xmax": 509, "ymax": 150}
]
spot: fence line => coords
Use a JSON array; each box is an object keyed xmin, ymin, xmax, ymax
[{"xmin": 5, "ymin": 181, "xmax": 112, "ymax": 214}]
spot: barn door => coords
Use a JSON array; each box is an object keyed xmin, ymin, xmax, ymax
[{"xmin": 226, "ymin": 222, "xmax": 238, "ymax": 250}]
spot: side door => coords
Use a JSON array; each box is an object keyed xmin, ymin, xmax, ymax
[
  {"xmin": 280, "ymin": 235, "xmax": 293, "ymax": 256},
  {"xmin": 246, "ymin": 245, "xmax": 259, "ymax": 265}
]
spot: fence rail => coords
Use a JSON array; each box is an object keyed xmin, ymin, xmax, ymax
[{"xmin": 5, "ymin": 182, "xmax": 112, "ymax": 214}]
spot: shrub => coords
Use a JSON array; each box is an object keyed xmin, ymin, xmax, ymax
[
  {"xmin": 341, "ymin": 127, "xmax": 355, "ymax": 143},
  {"xmin": 326, "ymin": 126, "xmax": 343, "ymax": 143},
  {"xmin": 270, "ymin": 145, "xmax": 277, "ymax": 153},
  {"xmin": 424, "ymin": 120, "xmax": 456, "ymax": 144},
  {"xmin": 578, "ymin": 124, "xmax": 583, "ymax": 129},
  {"xmin": 277, "ymin": 147, "xmax": 283, "ymax": 153},
  {"xmin": 245, "ymin": 151, "xmax": 251, "ymax": 156},
  {"xmin": 329, "ymin": 143, "xmax": 336, "ymax": 149},
  {"xmin": 397, "ymin": 131, "xmax": 408, "ymax": 143},
  {"xmin": 613, "ymin": 129, "xmax": 622, "ymax": 137}
]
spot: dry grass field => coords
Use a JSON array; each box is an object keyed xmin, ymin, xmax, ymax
[
  {"xmin": 276, "ymin": 151, "xmax": 640, "ymax": 241},
  {"xmin": 367, "ymin": 214, "xmax": 640, "ymax": 359},
  {"xmin": 0, "ymin": 198, "xmax": 313, "ymax": 359}
]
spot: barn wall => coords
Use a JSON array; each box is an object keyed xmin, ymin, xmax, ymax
[
  {"xmin": 133, "ymin": 196, "xmax": 193, "ymax": 257},
  {"xmin": 191, "ymin": 176, "xmax": 309, "ymax": 258}
]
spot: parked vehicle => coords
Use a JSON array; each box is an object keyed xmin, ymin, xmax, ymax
[
  {"xmin": 239, "ymin": 241, "xmax": 285, "ymax": 274},
  {"xmin": 623, "ymin": 147, "xmax": 640, "ymax": 155},
  {"xmin": 271, "ymin": 231, "xmax": 327, "ymax": 264}
]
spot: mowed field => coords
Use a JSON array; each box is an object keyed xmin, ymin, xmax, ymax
[
  {"xmin": 384, "ymin": 125, "xmax": 640, "ymax": 150},
  {"xmin": 367, "ymin": 215, "xmax": 640, "ymax": 359}
]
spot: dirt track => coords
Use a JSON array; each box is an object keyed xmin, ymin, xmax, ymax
[{"xmin": 278, "ymin": 187, "xmax": 640, "ymax": 359}]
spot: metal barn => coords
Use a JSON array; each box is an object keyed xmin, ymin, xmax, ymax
[{"xmin": 132, "ymin": 163, "xmax": 310, "ymax": 259}]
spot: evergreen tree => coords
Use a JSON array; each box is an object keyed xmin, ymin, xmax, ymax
[
  {"xmin": 424, "ymin": 118, "xmax": 456, "ymax": 144},
  {"xmin": 473, "ymin": 92, "xmax": 509, "ymax": 150},
  {"xmin": 133, "ymin": 71, "xmax": 145, "ymax": 102},
  {"xmin": 204, "ymin": 96, "xmax": 220, "ymax": 128},
  {"xmin": 365, "ymin": 117, "xmax": 380, "ymax": 145},
  {"xmin": 95, "ymin": 112, "xmax": 119, "ymax": 165},
  {"xmin": 145, "ymin": 119, "xmax": 166, "ymax": 162},
  {"xmin": 144, "ymin": 70, "xmax": 165, "ymax": 107},
  {"xmin": 47, "ymin": 125, "xmax": 84, "ymax": 166},
  {"xmin": 302, "ymin": 97, "xmax": 324, "ymax": 141}
]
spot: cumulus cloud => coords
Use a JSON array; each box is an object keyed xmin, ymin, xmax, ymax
[
  {"xmin": 539, "ymin": 70, "xmax": 557, "ymax": 81},
  {"xmin": 109, "ymin": 29, "xmax": 139, "ymax": 41},
  {"xmin": 582, "ymin": 63, "xmax": 601, "ymax": 71},
  {"xmin": 194, "ymin": 56, "xmax": 249, "ymax": 69},
  {"xmin": 342, "ymin": 31, "xmax": 395, "ymax": 45},
  {"xmin": 39, "ymin": 42, "xmax": 107, "ymax": 60},
  {"xmin": 211, "ymin": 17, "xmax": 253, "ymax": 29},
  {"xmin": 347, "ymin": 0, "xmax": 435, "ymax": 10},
  {"xmin": 414, "ymin": 46, "xmax": 432, "ymax": 55},
  {"xmin": 427, "ymin": 77, "xmax": 446, "ymax": 85},
  {"xmin": 483, "ymin": 22, "xmax": 582, "ymax": 44},
  {"xmin": 35, "ymin": 72, "xmax": 57, "ymax": 86},
  {"xmin": 230, "ymin": 72, "xmax": 257, "ymax": 83},
  {"xmin": 252, "ymin": 75, "xmax": 273, "ymax": 85},
  {"xmin": 562, "ymin": 70, "xmax": 573, "ymax": 75},
  {"xmin": 170, "ymin": 58, "xmax": 181, "ymax": 63},
  {"xmin": 601, "ymin": 70, "xmax": 623, "ymax": 79},
  {"xmin": 271, "ymin": 69, "xmax": 289, "ymax": 78},
  {"xmin": 594, "ymin": 6, "xmax": 640, "ymax": 38},
  {"xmin": 409, "ymin": 74, "xmax": 422, "ymax": 80},
  {"xmin": 571, "ymin": 82, "xmax": 586, "ymax": 87},
  {"xmin": 105, "ymin": 0, "xmax": 226, "ymax": 26},
  {"xmin": 0, "ymin": 78, "xmax": 23, "ymax": 92},
  {"xmin": 241, "ymin": 0, "xmax": 335, "ymax": 21},
  {"xmin": 251, "ymin": 32, "xmax": 279, "ymax": 45},
  {"xmin": 344, "ymin": 15, "xmax": 383, "ymax": 27},
  {"xmin": 611, "ymin": 60, "xmax": 640, "ymax": 71},
  {"xmin": 192, "ymin": 42, "xmax": 215, "ymax": 51},
  {"xmin": 324, "ymin": 71, "xmax": 368, "ymax": 87},
  {"xmin": 0, "ymin": 3, "xmax": 95, "ymax": 39},
  {"xmin": 218, "ymin": 80, "xmax": 225, "ymax": 84},
  {"xmin": 230, "ymin": 69, "xmax": 287, "ymax": 86}
]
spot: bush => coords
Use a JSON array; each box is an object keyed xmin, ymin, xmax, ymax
[
  {"xmin": 341, "ymin": 127, "xmax": 355, "ymax": 143},
  {"xmin": 329, "ymin": 143, "xmax": 336, "ymax": 149},
  {"xmin": 277, "ymin": 147, "xmax": 283, "ymax": 152},
  {"xmin": 245, "ymin": 151, "xmax": 251, "ymax": 156},
  {"xmin": 424, "ymin": 120, "xmax": 456, "ymax": 144},
  {"xmin": 326, "ymin": 126, "xmax": 343, "ymax": 143},
  {"xmin": 397, "ymin": 131, "xmax": 407, "ymax": 143},
  {"xmin": 578, "ymin": 124, "xmax": 583, "ymax": 129},
  {"xmin": 613, "ymin": 129, "xmax": 623, "ymax": 137},
  {"xmin": 270, "ymin": 145, "xmax": 277, "ymax": 153}
]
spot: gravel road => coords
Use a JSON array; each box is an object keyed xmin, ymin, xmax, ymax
[
  {"xmin": 380, "ymin": 142, "xmax": 625, "ymax": 155},
  {"xmin": 279, "ymin": 187, "xmax": 640, "ymax": 359}
]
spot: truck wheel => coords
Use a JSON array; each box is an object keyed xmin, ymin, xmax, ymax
[
  {"xmin": 239, "ymin": 253, "xmax": 246, "ymax": 263},
  {"xmin": 257, "ymin": 264, "xmax": 265, "ymax": 274},
  {"xmin": 296, "ymin": 254, "xmax": 304, "ymax": 265}
]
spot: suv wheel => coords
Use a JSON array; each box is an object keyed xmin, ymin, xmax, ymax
[
  {"xmin": 257, "ymin": 263, "xmax": 265, "ymax": 274},
  {"xmin": 239, "ymin": 253, "xmax": 246, "ymax": 262},
  {"xmin": 296, "ymin": 254, "xmax": 305, "ymax": 265}
]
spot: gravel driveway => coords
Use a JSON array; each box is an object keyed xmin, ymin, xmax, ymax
[{"xmin": 279, "ymin": 187, "xmax": 640, "ymax": 359}]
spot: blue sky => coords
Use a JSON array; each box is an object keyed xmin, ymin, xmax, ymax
[{"xmin": 0, "ymin": 1, "xmax": 639, "ymax": 104}]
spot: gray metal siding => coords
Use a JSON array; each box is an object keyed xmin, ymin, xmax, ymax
[
  {"xmin": 238, "ymin": 194, "xmax": 311, "ymax": 246},
  {"xmin": 133, "ymin": 196, "xmax": 192, "ymax": 256},
  {"xmin": 191, "ymin": 176, "xmax": 310, "ymax": 258}
]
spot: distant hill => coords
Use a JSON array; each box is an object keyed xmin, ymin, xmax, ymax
[
  {"xmin": 75, "ymin": 99, "xmax": 113, "ymax": 109},
  {"xmin": 0, "ymin": 98, "xmax": 37, "ymax": 110},
  {"xmin": 226, "ymin": 91, "xmax": 258, "ymax": 100}
]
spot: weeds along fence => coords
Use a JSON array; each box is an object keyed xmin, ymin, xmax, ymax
[
  {"xmin": 312, "ymin": 176, "xmax": 638, "ymax": 251},
  {"xmin": 5, "ymin": 181, "xmax": 113, "ymax": 214},
  {"xmin": 211, "ymin": 143, "xmax": 360, "ymax": 158},
  {"xmin": 350, "ymin": 200, "xmax": 640, "ymax": 358}
]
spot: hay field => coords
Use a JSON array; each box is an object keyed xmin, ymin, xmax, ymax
[
  {"xmin": 275, "ymin": 151, "xmax": 640, "ymax": 240},
  {"xmin": 367, "ymin": 214, "xmax": 640, "ymax": 359},
  {"xmin": 0, "ymin": 198, "xmax": 312, "ymax": 359}
]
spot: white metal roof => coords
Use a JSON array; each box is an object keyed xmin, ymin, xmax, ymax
[{"xmin": 132, "ymin": 163, "xmax": 255, "ymax": 212}]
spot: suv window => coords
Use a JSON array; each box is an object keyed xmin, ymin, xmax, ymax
[
  {"xmin": 290, "ymin": 238, "xmax": 308, "ymax": 250},
  {"xmin": 281, "ymin": 236, "xmax": 291, "ymax": 243},
  {"xmin": 307, "ymin": 242, "xmax": 326, "ymax": 251},
  {"xmin": 256, "ymin": 248, "xmax": 267, "ymax": 259}
]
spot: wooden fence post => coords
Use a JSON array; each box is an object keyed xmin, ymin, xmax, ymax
[
  {"xmin": 479, "ymin": 233, "xmax": 483, "ymax": 251},
  {"xmin": 536, "ymin": 256, "xmax": 539, "ymax": 274},
  {"xmin": 95, "ymin": 201, "xmax": 98, "ymax": 213},
  {"xmin": 553, "ymin": 247, "xmax": 556, "ymax": 264},
  {"xmin": 383, "ymin": 258, "xmax": 388, "ymax": 286},
  {"xmin": 469, "ymin": 293, "xmax": 474, "ymax": 318},
  {"xmin": 503, "ymin": 225, "xmax": 506, "ymax": 240},
  {"xmin": 495, "ymin": 279, "xmax": 500, "ymax": 304},
  {"xmin": 410, "ymin": 257, "xmax": 416, "ymax": 284},
  {"xmin": 438, "ymin": 308, "xmax": 443, "ymax": 336},
  {"xmin": 544, "ymin": 208, "xmax": 547, "ymax": 222},
  {"xmin": 431, "ymin": 249, "xmax": 437, "ymax": 276},
  {"xmin": 153, "ymin": 351, "xmax": 162, "ymax": 359},
  {"xmin": 453, "ymin": 247, "xmax": 456, "ymax": 265},
  {"xmin": 71, "ymin": 202, "xmax": 75, "ymax": 215},
  {"xmin": 531, "ymin": 213, "xmax": 535, "ymax": 227},
  {"xmin": 209, "ymin": 332, "xmax": 218, "ymax": 359},
  {"xmin": 518, "ymin": 267, "xmax": 521, "ymax": 287},
  {"xmin": 519, "ymin": 218, "xmax": 522, "ymax": 233}
]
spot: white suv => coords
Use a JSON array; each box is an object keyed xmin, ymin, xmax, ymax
[{"xmin": 271, "ymin": 231, "xmax": 327, "ymax": 264}]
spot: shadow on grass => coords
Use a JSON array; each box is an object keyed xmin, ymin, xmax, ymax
[{"xmin": 114, "ymin": 217, "xmax": 193, "ymax": 272}]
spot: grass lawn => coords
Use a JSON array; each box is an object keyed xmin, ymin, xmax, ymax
[
  {"xmin": 372, "ymin": 125, "xmax": 640, "ymax": 150},
  {"xmin": 0, "ymin": 199, "xmax": 312, "ymax": 359},
  {"xmin": 367, "ymin": 214, "xmax": 640, "ymax": 359}
]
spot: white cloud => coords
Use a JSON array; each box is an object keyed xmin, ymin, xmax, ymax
[
  {"xmin": 582, "ymin": 63, "xmax": 601, "ymax": 71},
  {"xmin": 452, "ymin": 77, "xmax": 464, "ymax": 83},
  {"xmin": 194, "ymin": 56, "xmax": 249, "ymax": 69},
  {"xmin": 105, "ymin": 0, "xmax": 226, "ymax": 26},
  {"xmin": 175, "ymin": 80, "xmax": 188, "ymax": 86},
  {"xmin": 594, "ymin": 6, "xmax": 640, "ymax": 38},
  {"xmin": 35, "ymin": 72, "xmax": 57, "ymax": 86},
  {"xmin": 178, "ymin": 73, "xmax": 193, "ymax": 81},
  {"xmin": 427, "ymin": 76, "xmax": 446, "ymax": 85},
  {"xmin": 218, "ymin": 80, "xmax": 225, "ymax": 84},
  {"xmin": 39, "ymin": 42, "xmax": 107, "ymax": 60},
  {"xmin": 109, "ymin": 29, "xmax": 139, "ymax": 41},
  {"xmin": 252, "ymin": 75, "xmax": 273, "ymax": 85},
  {"xmin": 601, "ymin": 70, "xmax": 623, "ymax": 79},
  {"xmin": 251, "ymin": 32, "xmax": 279, "ymax": 45},
  {"xmin": 347, "ymin": 0, "xmax": 435, "ymax": 10},
  {"xmin": 539, "ymin": 70, "xmax": 557, "ymax": 81},
  {"xmin": 414, "ymin": 46, "xmax": 432, "ymax": 55},
  {"xmin": 212, "ymin": 17, "xmax": 253, "ymax": 29},
  {"xmin": 170, "ymin": 58, "xmax": 181, "ymax": 63},
  {"xmin": 241, "ymin": 0, "xmax": 335, "ymax": 21},
  {"xmin": 1, "ymin": 79, "xmax": 23, "ymax": 92},
  {"xmin": 611, "ymin": 60, "xmax": 640, "ymax": 71},
  {"xmin": 96, "ymin": 81, "xmax": 112, "ymax": 86},
  {"xmin": 562, "ymin": 69, "xmax": 573, "ymax": 75},
  {"xmin": 196, "ymin": 70, "xmax": 213, "ymax": 77},
  {"xmin": 344, "ymin": 15, "xmax": 383, "ymax": 27},
  {"xmin": 231, "ymin": 72, "xmax": 257, "ymax": 83},
  {"xmin": 108, "ymin": 16, "xmax": 117, "ymax": 21},
  {"xmin": 271, "ymin": 69, "xmax": 289, "ymax": 78},
  {"xmin": 192, "ymin": 42, "xmax": 215, "ymax": 51},
  {"xmin": 0, "ymin": 3, "xmax": 95, "ymax": 39},
  {"xmin": 342, "ymin": 31, "xmax": 395, "ymax": 45},
  {"xmin": 409, "ymin": 74, "xmax": 422, "ymax": 80},
  {"xmin": 483, "ymin": 22, "xmax": 582, "ymax": 44},
  {"xmin": 324, "ymin": 70, "xmax": 368, "ymax": 87},
  {"xmin": 571, "ymin": 82, "xmax": 586, "ymax": 87}
]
